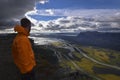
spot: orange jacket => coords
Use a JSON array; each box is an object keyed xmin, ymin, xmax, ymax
[{"xmin": 12, "ymin": 25, "xmax": 36, "ymax": 74}]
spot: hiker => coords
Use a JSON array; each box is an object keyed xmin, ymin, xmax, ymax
[{"xmin": 12, "ymin": 18, "xmax": 36, "ymax": 80}]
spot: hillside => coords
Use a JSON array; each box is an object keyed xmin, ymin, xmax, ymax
[
  {"xmin": 76, "ymin": 31, "xmax": 120, "ymax": 51},
  {"xmin": 0, "ymin": 33, "xmax": 94, "ymax": 80},
  {"xmin": 37, "ymin": 32, "xmax": 120, "ymax": 51}
]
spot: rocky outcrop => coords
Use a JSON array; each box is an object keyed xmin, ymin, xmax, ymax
[{"xmin": 0, "ymin": 33, "xmax": 17, "ymax": 80}]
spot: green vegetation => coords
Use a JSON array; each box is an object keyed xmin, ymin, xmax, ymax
[
  {"xmin": 80, "ymin": 46, "xmax": 120, "ymax": 66},
  {"xmin": 51, "ymin": 42, "xmax": 64, "ymax": 47},
  {"xmin": 98, "ymin": 74, "xmax": 120, "ymax": 80},
  {"xmin": 45, "ymin": 42, "xmax": 120, "ymax": 80},
  {"xmin": 61, "ymin": 54, "xmax": 120, "ymax": 80},
  {"xmin": 75, "ymin": 46, "xmax": 120, "ymax": 80},
  {"xmin": 60, "ymin": 59, "xmax": 76, "ymax": 70},
  {"xmin": 73, "ymin": 51, "xmax": 83, "ymax": 59}
]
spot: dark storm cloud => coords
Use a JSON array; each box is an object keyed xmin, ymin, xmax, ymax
[{"xmin": 0, "ymin": 0, "xmax": 38, "ymax": 29}]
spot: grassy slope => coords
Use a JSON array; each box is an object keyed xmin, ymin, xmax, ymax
[
  {"xmin": 80, "ymin": 46, "xmax": 120, "ymax": 66},
  {"xmin": 77, "ymin": 46, "xmax": 120, "ymax": 80},
  {"xmin": 52, "ymin": 42, "xmax": 120, "ymax": 80}
]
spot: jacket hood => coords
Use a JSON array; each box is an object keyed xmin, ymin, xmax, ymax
[{"xmin": 14, "ymin": 25, "xmax": 29, "ymax": 36}]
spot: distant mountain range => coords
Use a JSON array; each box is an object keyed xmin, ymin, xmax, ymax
[
  {"xmin": 23, "ymin": 31, "xmax": 120, "ymax": 51},
  {"xmin": 46, "ymin": 31, "xmax": 120, "ymax": 51},
  {"xmin": 74, "ymin": 31, "xmax": 120, "ymax": 51},
  {"xmin": 32, "ymin": 31, "xmax": 120, "ymax": 51}
]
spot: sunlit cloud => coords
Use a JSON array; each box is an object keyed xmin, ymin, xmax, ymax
[
  {"xmin": 29, "ymin": 12, "xmax": 120, "ymax": 33},
  {"xmin": 45, "ymin": 9, "xmax": 54, "ymax": 15},
  {"xmin": 26, "ymin": 9, "xmax": 120, "ymax": 17},
  {"xmin": 39, "ymin": 0, "xmax": 49, "ymax": 4},
  {"xmin": 25, "ymin": 9, "xmax": 120, "ymax": 33}
]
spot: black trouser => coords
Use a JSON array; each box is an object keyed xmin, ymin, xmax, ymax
[{"xmin": 21, "ymin": 68, "xmax": 36, "ymax": 80}]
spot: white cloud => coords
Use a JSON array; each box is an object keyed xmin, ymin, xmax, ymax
[
  {"xmin": 31, "ymin": 16, "xmax": 120, "ymax": 33},
  {"xmin": 25, "ymin": 9, "xmax": 39, "ymax": 25},
  {"xmin": 45, "ymin": 9, "xmax": 54, "ymax": 15},
  {"xmin": 30, "ymin": 16, "xmax": 95, "ymax": 33},
  {"xmin": 25, "ymin": 9, "xmax": 120, "ymax": 33},
  {"xmin": 39, "ymin": 0, "xmax": 49, "ymax": 4},
  {"xmin": 26, "ymin": 9, "xmax": 120, "ymax": 17},
  {"xmin": 1, "ymin": 15, "xmax": 120, "ymax": 33}
]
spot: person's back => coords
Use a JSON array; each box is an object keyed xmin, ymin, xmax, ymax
[{"xmin": 12, "ymin": 18, "xmax": 36, "ymax": 80}]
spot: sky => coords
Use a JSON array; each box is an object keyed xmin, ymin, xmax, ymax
[
  {"xmin": 0, "ymin": 0, "xmax": 120, "ymax": 33},
  {"xmin": 36, "ymin": 0, "xmax": 120, "ymax": 9}
]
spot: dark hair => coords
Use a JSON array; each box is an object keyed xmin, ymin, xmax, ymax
[{"xmin": 20, "ymin": 18, "xmax": 31, "ymax": 28}]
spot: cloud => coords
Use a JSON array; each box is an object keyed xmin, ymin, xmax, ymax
[
  {"xmin": 0, "ymin": 0, "xmax": 41, "ymax": 29},
  {"xmin": 39, "ymin": 0, "xmax": 49, "ymax": 4},
  {"xmin": 25, "ymin": 9, "xmax": 120, "ymax": 33},
  {"xmin": 29, "ymin": 16, "xmax": 96, "ymax": 33},
  {"xmin": 26, "ymin": 9, "xmax": 120, "ymax": 17},
  {"xmin": 2, "ymin": 6, "xmax": 120, "ymax": 33},
  {"xmin": 30, "ymin": 15, "xmax": 120, "ymax": 33}
]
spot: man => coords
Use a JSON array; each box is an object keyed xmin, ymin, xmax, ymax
[{"xmin": 12, "ymin": 18, "xmax": 36, "ymax": 80}]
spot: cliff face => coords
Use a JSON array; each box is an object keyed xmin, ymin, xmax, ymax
[
  {"xmin": 0, "ymin": 33, "xmax": 16, "ymax": 57},
  {"xmin": 0, "ymin": 33, "xmax": 35, "ymax": 80},
  {"xmin": 0, "ymin": 33, "xmax": 17, "ymax": 80}
]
